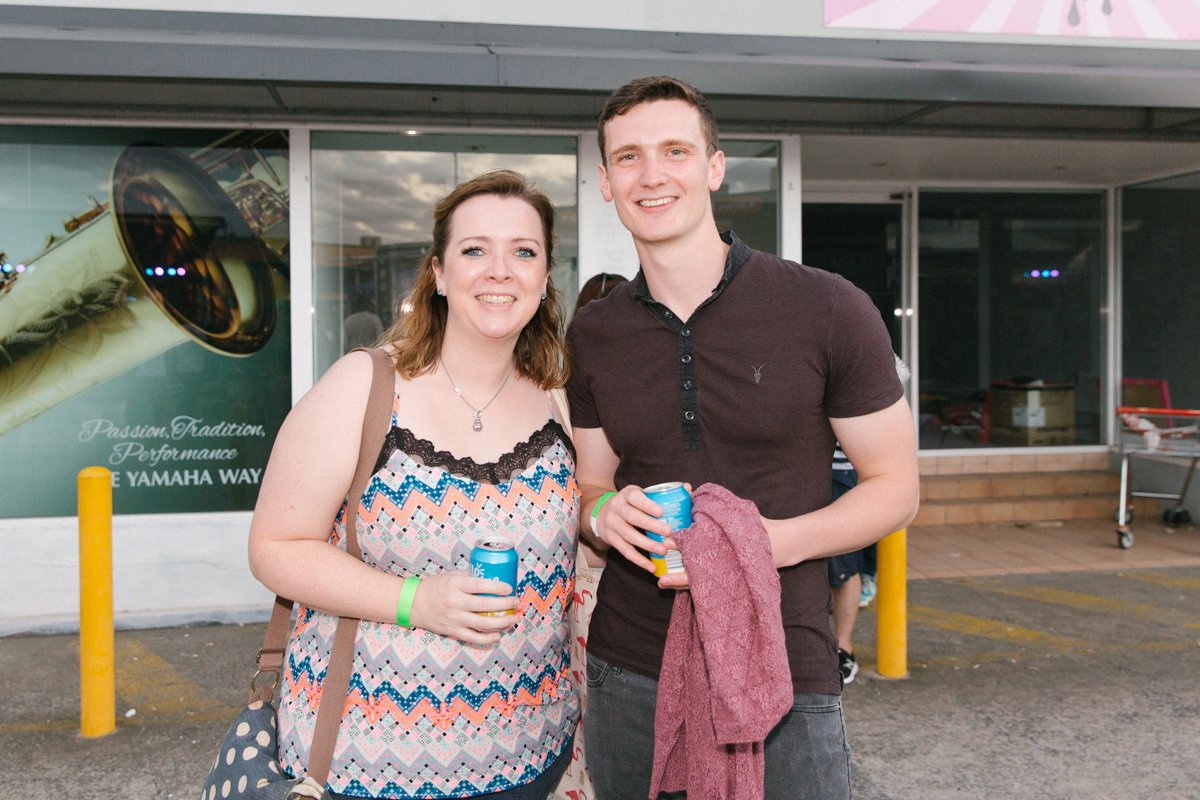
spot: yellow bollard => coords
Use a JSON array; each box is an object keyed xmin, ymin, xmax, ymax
[
  {"xmin": 875, "ymin": 528, "xmax": 908, "ymax": 679},
  {"xmin": 79, "ymin": 466, "xmax": 116, "ymax": 738}
]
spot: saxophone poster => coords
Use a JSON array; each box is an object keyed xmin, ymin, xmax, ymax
[{"xmin": 0, "ymin": 128, "xmax": 291, "ymax": 516}]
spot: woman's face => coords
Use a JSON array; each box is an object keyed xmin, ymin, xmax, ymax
[{"xmin": 433, "ymin": 193, "xmax": 549, "ymax": 347}]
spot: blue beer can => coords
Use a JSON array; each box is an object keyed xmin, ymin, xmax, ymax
[
  {"xmin": 643, "ymin": 482, "xmax": 692, "ymax": 577},
  {"xmin": 470, "ymin": 538, "xmax": 518, "ymax": 616}
]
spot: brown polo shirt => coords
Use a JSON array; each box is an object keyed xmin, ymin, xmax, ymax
[{"xmin": 566, "ymin": 232, "xmax": 902, "ymax": 694}]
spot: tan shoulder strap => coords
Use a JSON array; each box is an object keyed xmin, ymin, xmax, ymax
[
  {"xmin": 550, "ymin": 386, "xmax": 572, "ymax": 440},
  {"xmin": 250, "ymin": 347, "xmax": 397, "ymax": 785},
  {"xmin": 306, "ymin": 347, "xmax": 395, "ymax": 782},
  {"xmin": 346, "ymin": 347, "xmax": 396, "ymax": 528}
]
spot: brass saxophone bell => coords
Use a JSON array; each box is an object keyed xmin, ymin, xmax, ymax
[
  {"xmin": 0, "ymin": 141, "xmax": 288, "ymax": 435},
  {"xmin": 113, "ymin": 143, "xmax": 281, "ymax": 355}
]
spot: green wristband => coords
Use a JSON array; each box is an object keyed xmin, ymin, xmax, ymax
[
  {"xmin": 395, "ymin": 576, "xmax": 421, "ymax": 628},
  {"xmin": 591, "ymin": 491, "xmax": 617, "ymax": 520}
]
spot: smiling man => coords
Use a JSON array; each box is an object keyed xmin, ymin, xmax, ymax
[{"xmin": 566, "ymin": 76, "xmax": 919, "ymax": 800}]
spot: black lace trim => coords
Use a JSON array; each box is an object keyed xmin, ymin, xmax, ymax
[{"xmin": 371, "ymin": 419, "xmax": 574, "ymax": 484}]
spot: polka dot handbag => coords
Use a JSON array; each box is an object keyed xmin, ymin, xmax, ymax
[{"xmin": 200, "ymin": 699, "xmax": 328, "ymax": 800}]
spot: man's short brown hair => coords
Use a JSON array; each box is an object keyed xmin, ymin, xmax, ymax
[{"xmin": 597, "ymin": 75, "xmax": 720, "ymax": 165}]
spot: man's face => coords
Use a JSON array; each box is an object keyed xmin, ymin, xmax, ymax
[{"xmin": 598, "ymin": 99, "xmax": 725, "ymax": 248}]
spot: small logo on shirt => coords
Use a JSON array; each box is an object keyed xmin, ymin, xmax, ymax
[{"xmin": 751, "ymin": 365, "xmax": 763, "ymax": 384}]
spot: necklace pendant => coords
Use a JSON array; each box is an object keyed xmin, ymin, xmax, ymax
[{"xmin": 442, "ymin": 359, "xmax": 512, "ymax": 435}]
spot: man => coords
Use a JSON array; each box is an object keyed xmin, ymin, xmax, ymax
[{"xmin": 566, "ymin": 76, "xmax": 919, "ymax": 800}]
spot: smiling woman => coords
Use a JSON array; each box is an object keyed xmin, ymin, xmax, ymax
[
  {"xmin": 432, "ymin": 193, "xmax": 553, "ymax": 348},
  {"xmin": 388, "ymin": 170, "xmax": 565, "ymax": 391},
  {"xmin": 247, "ymin": 169, "xmax": 582, "ymax": 799}
]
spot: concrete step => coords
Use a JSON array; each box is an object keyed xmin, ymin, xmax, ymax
[
  {"xmin": 920, "ymin": 470, "xmax": 1118, "ymax": 502},
  {"xmin": 913, "ymin": 470, "xmax": 1121, "ymax": 526}
]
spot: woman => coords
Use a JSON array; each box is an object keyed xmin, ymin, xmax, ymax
[{"xmin": 248, "ymin": 170, "xmax": 579, "ymax": 799}]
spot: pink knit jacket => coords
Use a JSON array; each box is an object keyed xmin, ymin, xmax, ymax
[{"xmin": 648, "ymin": 483, "xmax": 793, "ymax": 800}]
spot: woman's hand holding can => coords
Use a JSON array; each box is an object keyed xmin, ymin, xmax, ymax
[{"xmin": 406, "ymin": 571, "xmax": 518, "ymax": 645}]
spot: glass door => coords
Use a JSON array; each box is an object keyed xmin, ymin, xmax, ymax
[{"xmin": 801, "ymin": 199, "xmax": 905, "ymax": 354}]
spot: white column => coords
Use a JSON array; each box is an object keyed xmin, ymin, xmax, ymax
[
  {"xmin": 576, "ymin": 130, "xmax": 639, "ymax": 283},
  {"xmin": 288, "ymin": 127, "xmax": 315, "ymax": 404}
]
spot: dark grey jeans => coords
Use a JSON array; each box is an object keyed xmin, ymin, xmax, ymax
[{"xmin": 584, "ymin": 652, "xmax": 852, "ymax": 800}]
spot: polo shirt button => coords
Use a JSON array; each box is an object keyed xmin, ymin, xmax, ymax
[
  {"xmin": 684, "ymin": 411, "xmax": 695, "ymax": 421},
  {"xmin": 682, "ymin": 380, "xmax": 693, "ymax": 389},
  {"xmin": 681, "ymin": 328, "xmax": 691, "ymax": 337},
  {"xmin": 664, "ymin": 311, "xmax": 673, "ymax": 319},
  {"xmin": 681, "ymin": 354, "xmax": 692, "ymax": 364}
]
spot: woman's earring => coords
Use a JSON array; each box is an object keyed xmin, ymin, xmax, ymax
[
  {"xmin": 436, "ymin": 288, "xmax": 445, "ymax": 297},
  {"xmin": 541, "ymin": 291, "xmax": 548, "ymax": 301}
]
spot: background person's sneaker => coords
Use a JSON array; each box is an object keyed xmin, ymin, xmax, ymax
[
  {"xmin": 838, "ymin": 648, "xmax": 859, "ymax": 684},
  {"xmin": 859, "ymin": 573, "xmax": 877, "ymax": 607}
]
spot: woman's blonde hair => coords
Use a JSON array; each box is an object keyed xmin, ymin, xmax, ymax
[{"xmin": 383, "ymin": 170, "xmax": 567, "ymax": 388}]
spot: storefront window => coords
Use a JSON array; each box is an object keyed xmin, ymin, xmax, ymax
[
  {"xmin": 802, "ymin": 202, "xmax": 902, "ymax": 351},
  {"xmin": 0, "ymin": 127, "xmax": 291, "ymax": 516},
  {"xmin": 917, "ymin": 191, "xmax": 1105, "ymax": 449},
  {"xmin": 310, "ymin": 133, "xmax": 577, "ymax": 378},
  {"xmin": 1121, "ymin": 175, "xmax": 1200, "ymax": 411},
  {"xmin": 718, "ymin": 141, "xmax": 780, "ymax": 253}
]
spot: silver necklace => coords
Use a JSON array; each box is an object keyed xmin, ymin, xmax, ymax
[{"xmin": 441, "ymin": 359, "xmax": 514, "ymax": 432}]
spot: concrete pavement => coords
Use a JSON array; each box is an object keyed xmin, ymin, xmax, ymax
[
  {"xmin": 846, "ymin": 565, "xmax": 1199, "ymax": 800},
  {"xmin": 2, "ymin": 522, "xmax": 1198, "ymax": 799}
]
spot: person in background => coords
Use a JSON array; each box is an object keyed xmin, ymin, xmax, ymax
[
  {"xmin": 829, "ymin": 354, "xmax": 910, "ymax": 685},
  {"xmin": 574, "ymin": 272, "xmax": 629, "ymax": 313},
  {"xmin": 342, "ymin": 289, "xmax": 384, "ymax": 351},
  {"xmin": 566, "ymin": 75, "xmax": 919, "ymax": 800},
  {"xmin": 827, "ymin": 444, "xmax": 865, "ymax": 684},
  {"xmin": 248, "ymin": 169, "xmax": 579, "ymax": 800}
]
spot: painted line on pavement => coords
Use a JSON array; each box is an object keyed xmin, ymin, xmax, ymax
[
  {"xmin": 970, "ymin": 582, "xmax": 1155, "ymax": 617},
  {"xmin": 0, "ymin": 639, "xmax": 235, "ymax": 737},
  {"xmin": 854, "ymin": 638, "xmax": 1198, "ymax": 673},
  {"xmin": 0, "ymin": 718, "xmax": 78, "ymax": 735},
  {"xmin": 1118, "ymin": 571, "xmax": 1200, "ymax": 592},
  {"xmin": 968, "ymin": 579, "xmax": 1200, "ymax": 629},
  {"xmin": 909, "ymin": 606, "xmax": 1091, "ymax": 652},
  {"xmin": 114, "ymin": 639, "xmax": 235, "ymax": 718}
]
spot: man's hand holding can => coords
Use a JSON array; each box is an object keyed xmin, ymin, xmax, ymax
[{"xmin": 593, "ymin": 482, "xmax": 693, "ymax": 589}]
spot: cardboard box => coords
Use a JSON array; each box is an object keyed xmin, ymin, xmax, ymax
[{"xmin": 990, "ymin": 383, "xmax": 1075, "ymax": 431}]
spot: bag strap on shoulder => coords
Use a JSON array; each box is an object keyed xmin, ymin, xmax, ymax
[
  {"xmin": 250, "ymin": 347, "xmax": 396, "ymax": 784},
  {"xmin": 550, "ymin": 386, "xmax": 572, "ymax": 440}
]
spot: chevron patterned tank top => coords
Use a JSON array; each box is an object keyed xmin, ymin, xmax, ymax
[{"xmin": 276, "ymin": 390, "xmax": 580, "ymax": 798}]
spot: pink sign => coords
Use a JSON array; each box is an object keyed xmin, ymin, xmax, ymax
[{"xmin": 825, "ymin": 0, "xmax": 1200, "ymax": 41}]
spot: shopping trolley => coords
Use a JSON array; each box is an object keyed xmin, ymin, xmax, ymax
[{"xmin": 1114, "ymin": 406, "xmax": 1200, "ymax": 549}]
